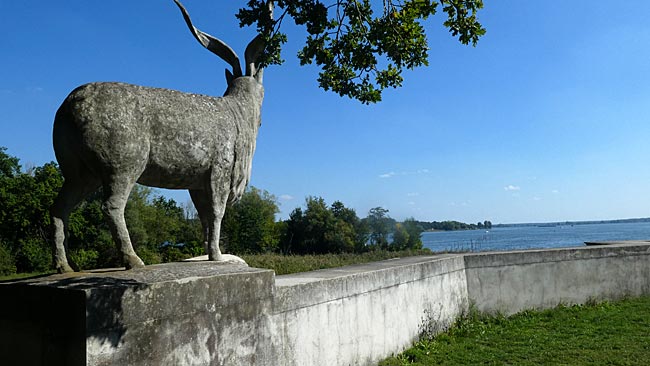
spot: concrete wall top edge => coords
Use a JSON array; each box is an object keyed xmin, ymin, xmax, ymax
[
  {"xmin": 463, "ymin": 243, "xmax": 650, "ymax": 269},
  {"xmin": 275, "ymin": 254, "xmax": 458, "ymax": 283},
  {"xmin": 13, "ymin": 262, "xmax": 274, "ymax": 290},
  {"xmin": 271, "ymin": 243, "xmax": 650, "ymax": 313},
  {"xmin": 273, "ymin": 255, "xmax": 467, "ymax": 313}
]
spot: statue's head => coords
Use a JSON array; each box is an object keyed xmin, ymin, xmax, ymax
[{"xmin": 173, "ymin": 0, "xmax": 265, "ymax": 95}]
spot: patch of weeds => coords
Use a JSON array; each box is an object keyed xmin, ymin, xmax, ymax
[{"xmin": 242, "ymin": 249, "xmax": 434, "ymax": 275}]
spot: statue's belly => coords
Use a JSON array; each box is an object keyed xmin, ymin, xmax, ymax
[
  {"xmin": 137, "ymin": 143, "xmax": 235, "ymax": 189},
  {"xmin": 137, "ymin": 165, "xmax": 207, "ymax": 189},
  {"xmin": 137, "ymin": 136, "xmax": 224, "ymax": 189}
]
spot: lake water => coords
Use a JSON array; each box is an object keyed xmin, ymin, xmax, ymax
[{"xmin": 421, "ymin": 222, "xmax": 650, "ymax": 253}]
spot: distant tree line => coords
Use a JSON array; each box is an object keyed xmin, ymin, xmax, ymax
[
  {"xmin": 416, "ymin": 220, "xmax": 492, "ymax": 232},
  {"xmin": 0, "ymin": 147, "xmax": 424, "ymax": 275},
  {"xmin": 273, "ymin": 199, "xmax": 423, "ymax": 255}
]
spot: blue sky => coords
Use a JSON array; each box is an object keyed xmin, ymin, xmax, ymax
[{"xmin": 2, "ymin": 1, "xmax": 650, "ymax": 224}]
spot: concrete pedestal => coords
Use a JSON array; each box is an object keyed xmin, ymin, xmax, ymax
[{"xmin": 0, "ymin": 262, "xmax": 274, "ymax": 366}]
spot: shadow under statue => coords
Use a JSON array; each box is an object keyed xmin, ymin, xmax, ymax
[{"xmin": 50, "ymin": 0, "xmax": 265, "ymax": 272}]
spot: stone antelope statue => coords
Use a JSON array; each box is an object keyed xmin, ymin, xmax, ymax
[{"xmin": 50, "ymin": 0, "xmax": 266, "ymax": 272}]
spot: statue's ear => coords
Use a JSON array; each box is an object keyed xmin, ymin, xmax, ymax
[
  {"xmin": 254, "ymin": 69, "xmax": 263, "ymax": 84},
  {"xmin": 225, "ymin": 69, "xmax": 234, "ymax": 86}
]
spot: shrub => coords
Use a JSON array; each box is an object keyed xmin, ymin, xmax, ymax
[
  {"xmin": 15, "ymin": 238, "xmax": 52, "ymax": 272},
  {"xmin": 69, "ymin": 248, "xmax": 100, "ymax": 271},
  {"xmin": 0, "ymin": 242, "xmax": 17, "ymax": 276},
  {"xmin": 243, "ymin": 249, "xmax": 433, "ymax": 275},
  {"xmin": 181, "ymin": 240, "xmax": 204, "ymax": 258},
  {"xmin": 161, "ymin": 246, "xmax": 190, "ymax": 263},
  {"xmin": 136, "ymin": 246, "xmax": 162, "ymax": 265}
]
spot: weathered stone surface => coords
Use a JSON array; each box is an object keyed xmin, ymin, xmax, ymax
[{"xmin": 1, "ymin": 261, "xmax": 273, "ymax": 366}]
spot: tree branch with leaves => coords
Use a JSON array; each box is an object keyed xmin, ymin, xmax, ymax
[{"xmin": 238, "ymin": 0, "xmax": 485, "ymax": 103}]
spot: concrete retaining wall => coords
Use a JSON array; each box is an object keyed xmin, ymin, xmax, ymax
[
  {"xmin": 269, "ymin": 255, "xmax": 468, "ymax": 366},
  {"xmin": 2, "ymin": 242, "xmax": 650, "ymax": 365},
  {"xmin": 465, "ymin": 241, "xmax": 650, "ymax": 314}
]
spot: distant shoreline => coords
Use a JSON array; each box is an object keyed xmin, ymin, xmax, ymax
[
  {"xmin": 494, "ymin": 217, "xmax": 650, "ymax": 228},
  {"xmin": 424, "ymin": 228, "xmax": 485, "ymax": 233}
]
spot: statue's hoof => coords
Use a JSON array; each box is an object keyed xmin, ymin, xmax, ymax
[
  {"xmin": 125, "ymin": 255, "xmax": 146, "ymax": 270},
  {"xmin": 56, "ymin": 262, "xmax": 75, "ymax": 273},
  {"xmin": 184, "ymin": 254, "xmax": 248, "ymax": 266},
  {"xmin": 184, "ymin": 255, "xmax": 209, "ymax": 261},
  {"xmin": 219, "ymin": 254, "xmax": 248, "ymax": 266}
]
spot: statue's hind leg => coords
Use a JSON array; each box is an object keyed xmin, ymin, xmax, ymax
[
  {"xmin": 189, "ymin": 189, "xmax": 211, "ymax": 254},
  {"xmin": 102, "ymin": 176, "xmax": 145, "ymax": 270},
  {"xmin": 205, "ymin": 171, "xmax": 232, "ymax": 262},
  {"xmin": 51, "ymin": 176, "xmax": 100, "ymax": 273}
]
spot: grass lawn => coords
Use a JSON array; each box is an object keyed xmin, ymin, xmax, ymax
[{"xmin": 380, "ymin": 297, "xmax": 650, "ymax": 365}]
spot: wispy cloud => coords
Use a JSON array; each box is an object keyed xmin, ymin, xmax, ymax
[
  {"xmin": 504, "ymin": 185, "xmax": 521, "ymax": 191},
  {"xmin": 407, "ymin": 192, "xmax": 419, "ymax": 197},
  {"xmin": 533, "ymin": 196, "xmax": 542, "ymax": 201},
  {"xmin": 551, "ymin": 189, "xmax": 559, "ymax": 194},
  {"xmin": 279, "ymin": 194, "xmax": 294, "ymax": 201},
  {"xmin": 449, "ymin": 201, "xmax": 471, "ymax": 207},
  {"xmin": 379, "ymin": 169, "xmax": 429, "ymax": 179}
]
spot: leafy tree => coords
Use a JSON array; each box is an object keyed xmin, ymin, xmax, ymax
[
  {"xmin": 124, "ymin": 185, "xmax": 155, "ymax": 249},
  {"xmin": 15, "ymin": 238, "xmax": 51, "ymax": 273},
  {"xmin": 383, "ymin": 218, "xmax": 422, "ymax": 251},
  {"xmin": 0, "ymin": 162, "xmax": 62, "ymax": 247},
  {"xmin": 321, "ymin": 218, "xmax": 355, "ymax": 253},
  {"xmin": 331, "ymin": 200, "xmax": 354, "ymax": 223},
  {"xmin": 221, "ymin": 186, "xmax": 280, "ymax": 254},
  {"xmin": 0, "ymin": 151, "xmax": 62, "ymax": 272},
  {"xmin": 401, "ymin": 217, "xmax": 423, "ymax": 249},
  {"xmin": 0, "ymin": 241, "xmax": 16, "ymax": 276},
  {"xmin": 0, "ymin": 147, "xmax": 20, "ymax": 178},
  {"xmin": 67, "ymin": 191, "xmax": 119, "ymax": 268},
  {"xmin": 69, "ymin": 248, "xmax": 101, "ymax": 271},
  {"xmin": 365, "ymin": 206, "xmax": 393, "ymax": 249},
  {"xmin": 281, "ymin": 197, "xmax": 363, "ymax": 254},
  {"xmin": 124, "ymin": 185, "xmax": 202, "ymax": 262},
  {"xmin": 391, "ymin": 222, "xmax": 410, "ymax": 250},
  {"xmin": 331, "ymin": 200, "xmax": 369, "ymax": 252},
  {"xmin": 302, "ymin": 196, "xmax": 337, "ymax": 253},
  {"xmin": 238, "ymin": 0, "xmax": 485, "ymax": 103},
  {"xmin": 281, "ymin": 207, "xmax": 307, "ymax": 254}
]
